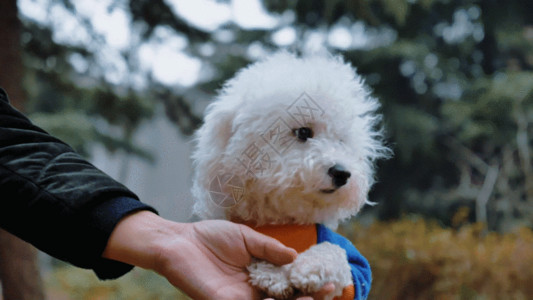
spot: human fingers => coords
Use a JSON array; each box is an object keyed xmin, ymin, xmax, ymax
[{"xmin": 240, "ymin": 224, "xmax": 297, "ymax": 265}]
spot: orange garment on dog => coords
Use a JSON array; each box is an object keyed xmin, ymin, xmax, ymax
[
  {"xmin": 251, "ymin": 224, "xmax": 355, "ymax": 300},
  {"xmin": 253, "ymin": 224, "xmax": 317, "ymax": 253}
]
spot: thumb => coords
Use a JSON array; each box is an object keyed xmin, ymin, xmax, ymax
[{"xmin": 240, "ymin": 225, "xmax": 297, "ymax": 265}]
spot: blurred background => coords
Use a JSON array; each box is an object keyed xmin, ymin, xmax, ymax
[{"xmin": 0, "ymin": 0, "xmax": 532, "ymax": 299}]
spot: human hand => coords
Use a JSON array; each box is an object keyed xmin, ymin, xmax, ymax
[{"xmin": 102, "ymin": 211, "xmax": 298, "ymax": 300}]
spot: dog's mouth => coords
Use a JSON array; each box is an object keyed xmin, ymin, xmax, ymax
[{"xmin": 320, "ymin": 188, "xmax": 337, "ymax": 194}]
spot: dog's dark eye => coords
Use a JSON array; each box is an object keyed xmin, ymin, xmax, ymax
[{"xmin": 293, "ymin": 127, "xmax": 313, "ymax": 142}]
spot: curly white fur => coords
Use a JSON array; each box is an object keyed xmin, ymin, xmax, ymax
[
  {"xmin": 192, "ymin": 51, "xmax": 389, "ymax": 228},
  {"xmin": 191, "ymin": 51, "xmax": 389, "ymax": 297}
]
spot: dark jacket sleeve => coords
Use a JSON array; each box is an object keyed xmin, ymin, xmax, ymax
[{"xmin": 0, "ymin": 88, "xmax": 158, "ymax": 279}]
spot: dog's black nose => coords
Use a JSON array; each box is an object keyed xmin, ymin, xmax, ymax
[{"xmin": 328, "ymin": 164, "xmax": 351, "ymax": 188}]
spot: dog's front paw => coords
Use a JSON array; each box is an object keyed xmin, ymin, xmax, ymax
[
  {"xmin": 289, "ymin": 242, "xmax": 352, "ymax": 299},
  {"xmin": 248, "ymin": 260, "xmax": 294, "ymax": 299}
]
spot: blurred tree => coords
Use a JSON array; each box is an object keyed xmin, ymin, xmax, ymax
[
  {"xmin": 334, "ymin": 0, "xmax": 533, "ymax": 232},
  {"xmin": 0, "ymin": 1, "xmax": 44, "ymax": 299}
]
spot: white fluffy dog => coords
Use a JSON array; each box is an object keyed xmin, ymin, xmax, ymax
[{"xmin": 191, "ymin": 52, "xmax": 388, "ymax": 299}]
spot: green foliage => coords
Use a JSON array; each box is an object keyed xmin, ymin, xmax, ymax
[
  {"xmin": 385, "ymin": 104, "xmax": 439, "ymax": 163},
  {"xmin": 340, "ymin": 218, "xmax": 533, "ymax": 300},
  {"xmin": 379, "ymin": 0, "xmax": 410, "ymax": 26}
]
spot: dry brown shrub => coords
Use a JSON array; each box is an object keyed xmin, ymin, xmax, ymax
[{"xmin": 340, "ymin": 218, "xmax": 533, "ymax": 300}]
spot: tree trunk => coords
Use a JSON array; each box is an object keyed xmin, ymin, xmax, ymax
[
  {"xmin": 0, "ymin": 0, "xmax": 45, "ymax": 299},
  {"xmin": 0, "ymin": 230, "xmax": 45, "ymax": 300},
  {"xmin": 0, "ymin": 0, "xmax": 25, "ymax": 110}
]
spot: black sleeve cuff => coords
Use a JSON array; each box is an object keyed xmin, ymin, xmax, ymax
[{"xmin": 84, "ymin": 196, "xmax": 158, "ymax": 280}]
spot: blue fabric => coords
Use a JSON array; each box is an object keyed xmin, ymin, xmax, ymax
[{"xmin": 316, "ymin": 224, "xmax": 371, "ymax": 300}]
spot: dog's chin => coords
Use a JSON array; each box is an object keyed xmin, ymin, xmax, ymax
[{"xmin": 227, "ymin": 187, "xmax": 358, "ymax": 227}]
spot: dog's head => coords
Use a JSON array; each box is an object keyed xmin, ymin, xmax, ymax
[{"xmin": 191, "ymin": 52, "xmax": 389, "ymax": 228}]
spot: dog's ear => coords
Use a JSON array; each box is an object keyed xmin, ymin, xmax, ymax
[
  {"xmin": 191, "ymin": 102, "xmax": 237, "ymax": 219},
  {"xmin": 194, "ymin": 103, "xmax": 236, "ymax": 157}
]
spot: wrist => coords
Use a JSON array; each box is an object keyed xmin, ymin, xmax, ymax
[{"xmin": 102, "ymin": 210, "xmax": 186, "ymax": 271}]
